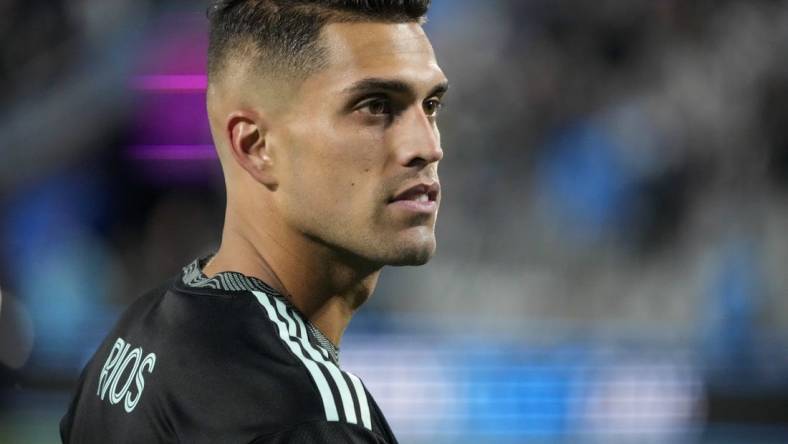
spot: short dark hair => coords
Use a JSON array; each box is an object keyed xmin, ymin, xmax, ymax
[{"xmin": 207, "ymin": 0, "xmax": 431, "ymax": 82}]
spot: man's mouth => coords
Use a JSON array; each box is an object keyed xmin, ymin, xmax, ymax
[{"xmin": 387, "ymin": 182, "xmax": 440, "ymax": 214}]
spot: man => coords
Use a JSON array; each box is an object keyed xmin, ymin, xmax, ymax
[{"xmin": 60, "ymin": 0, "xmax": 447, "ymax": 442}]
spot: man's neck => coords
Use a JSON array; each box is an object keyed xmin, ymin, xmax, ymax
[{"xmin": 202, "ymin": 208, "xmax": 382, "ymax": 347}]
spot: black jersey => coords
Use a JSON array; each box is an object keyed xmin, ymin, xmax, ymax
[{"xmin": 60, "ymin": 259, "xmax": 399, "ymax": 443}]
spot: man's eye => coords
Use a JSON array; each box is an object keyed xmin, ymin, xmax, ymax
[
  {"xmin": 423, "ymin": 98, "xmax": 443, "ymax": 117},
  {"xmin": 361, "ymin": 99, "xmax": 392, "ymax": 116}
]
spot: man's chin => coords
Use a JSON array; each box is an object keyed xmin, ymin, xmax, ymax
[
  {"xmin": 382, "ymin": 238, "xmax": 436, "ymax": 266},
  {"xmin": 387, "ymin": 253, "xmax": 433, "ymax": 267}
]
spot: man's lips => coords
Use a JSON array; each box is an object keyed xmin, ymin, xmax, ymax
[
  {"xmin": 389, "ymin": 182, "xmax": 440, "ymax": 202},
  {"xmin": 387, "ymin": 182, "xmax": 440, "ymax": 214}
]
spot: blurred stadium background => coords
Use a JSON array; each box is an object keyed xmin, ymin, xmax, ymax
[{"xmin": 2, "ymin": 0, "xmax": 788, "ymax": 442}]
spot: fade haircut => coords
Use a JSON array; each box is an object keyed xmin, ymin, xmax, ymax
[{"xmin": 207, "ymin": 0, "xmax": 431, "ymax": 82}]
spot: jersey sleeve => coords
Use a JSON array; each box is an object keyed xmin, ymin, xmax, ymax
[{"xmin": 250, "ymin": 420, "xmax": 394, "ymax": 444}]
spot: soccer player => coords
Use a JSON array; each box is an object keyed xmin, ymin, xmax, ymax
[{"xmin": 60, "ymin": 0, "xmax": 447, "ymax": 442}]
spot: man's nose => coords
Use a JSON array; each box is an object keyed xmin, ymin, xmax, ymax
[{"xmin": 395, "ymin": 109, "xmax": 443, "ymax": 168}]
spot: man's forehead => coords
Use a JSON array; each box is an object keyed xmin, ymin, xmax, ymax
[
  {"xmin": 317, "ymin": 21, "xmax": 444, "ymax": 89},
  {"xmin": 323, "ymin": 22, "xmax": 433, "ymax": 60}
]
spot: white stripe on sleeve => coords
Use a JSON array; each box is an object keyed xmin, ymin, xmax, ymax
[
  {"xmin": 253, "ymin": 291, "xmax": 339, "ymax": 422},
  {"xmin": 272, "ymin": 298, "xmax": 358, "ymax": 425},
  {"xmin": 345, "ymin": 371, "xmax": 372, "ymax": 430}
]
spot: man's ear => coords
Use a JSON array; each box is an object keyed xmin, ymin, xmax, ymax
[{"xmin": 226, "ymin": 111, "xmax": 278, "ymax": 190}]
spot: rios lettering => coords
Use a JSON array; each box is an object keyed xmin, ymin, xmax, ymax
[{"xmin": 97, "ymin": 337, "xmax": 156, "ymax": 413}]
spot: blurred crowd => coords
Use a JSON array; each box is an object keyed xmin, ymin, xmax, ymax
[
  {"xmin": 420, "ymin": 0, "xmax": 788, "ymax": 372},
  {"xmin": 1, "ymin": 0, "xmax": 787, "ymax": 441}
]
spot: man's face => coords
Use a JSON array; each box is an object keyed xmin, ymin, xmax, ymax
[{"xmin": 270, "ymin": 22, "xmax": 447, "ymax": 267}]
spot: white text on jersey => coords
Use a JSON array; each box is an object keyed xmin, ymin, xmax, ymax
[{"xmin": 96, "ymin": 337, "xmax": 156, "ymax": 413}]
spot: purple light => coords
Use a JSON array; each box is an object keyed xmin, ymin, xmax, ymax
[
  {"xmin": 130, "ymin": 75, "xmax": 207, "ymax": 91},
  {"xmin": 130, "ymin": 91, "xmax": 212, "ymax": 145},
  {"xmin": 127, "ymin": 145, "xmax": 217, "ymax": 160}
]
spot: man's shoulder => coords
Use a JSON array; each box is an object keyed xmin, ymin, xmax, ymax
[
  {"xmin": 62, "ymin": 279, "xmax": 328, "ymax": 443},
  {"xmin": 107, "ymin": 276, "xmax": 284, "ymax": 360},
  {"xmin": 95, "ymin": 279, "xmax": 324, "ymax": 408}
]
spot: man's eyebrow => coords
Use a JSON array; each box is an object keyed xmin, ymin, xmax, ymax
[
  {"xmin": 427, "ymin": 81, "xmax": 450, "ymax": 98},
  {"xmin": 341, "ymin": 78, "xmax": 450, "ymax": 98}
]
